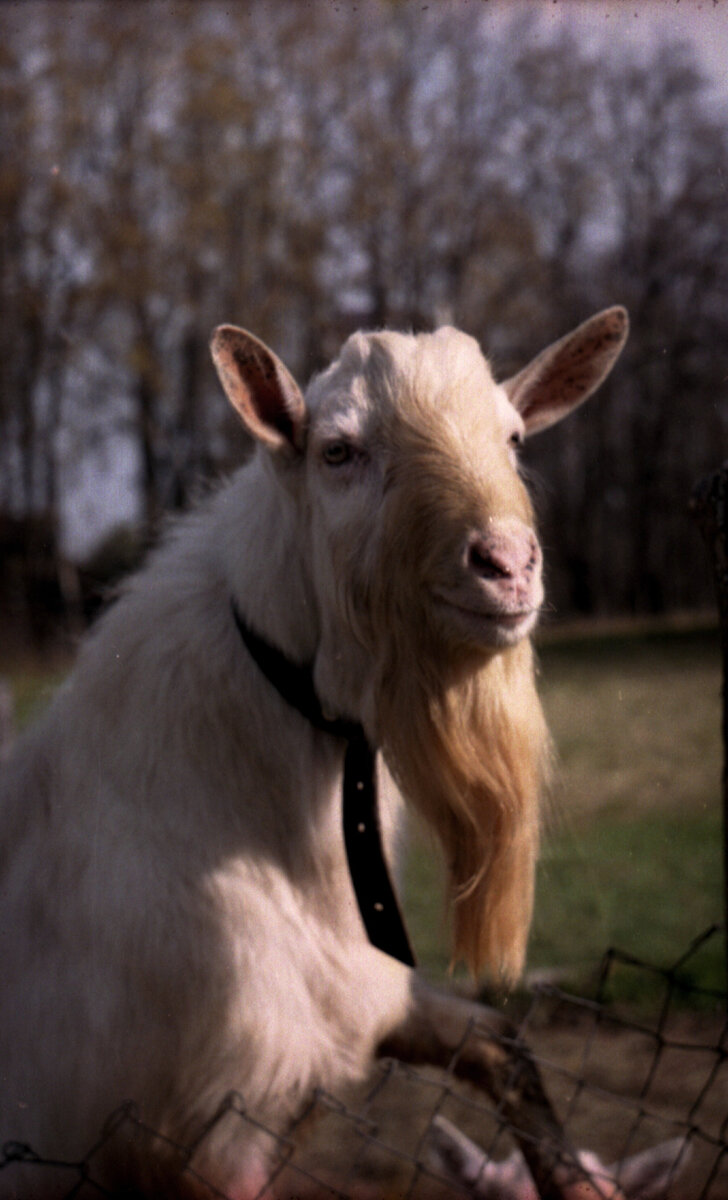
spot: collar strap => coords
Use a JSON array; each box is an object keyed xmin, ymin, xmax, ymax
[{"xmin": 231, "ymin": 601, "xmax": 416, "ymax": 968}]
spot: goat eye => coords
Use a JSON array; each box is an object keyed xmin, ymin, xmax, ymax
[
  {"xmin": 322, "ymin": 441, "xmax": 352, "ymax": 466},
  {"xmin": 509, "ymin": 431, "xmax": 523, "ymax": 450}
]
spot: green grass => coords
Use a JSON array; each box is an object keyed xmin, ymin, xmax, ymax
[
  {"xmin": 538, "ymin": 626, "xmax": 722, "ymax": 823},
  {"xmin": 530, "ymin": 807, "xmax": 724, "ymax": 1001},
  {"xmin": 403, "ymin": 625, "xmax": 727, "ymax": 1004},
  {"xmin": 2, "ymin": 659, "xmax": 68, "ymax": 729}
]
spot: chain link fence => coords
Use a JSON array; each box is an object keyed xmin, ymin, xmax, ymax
[{"xmin": 2, "ymin": 928, "xmax": 726, "ymax": 1199}]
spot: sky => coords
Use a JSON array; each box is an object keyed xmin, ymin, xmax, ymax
[{"xmin": 531, "ymin": 0, "xmax": 728, "ymax": 94}]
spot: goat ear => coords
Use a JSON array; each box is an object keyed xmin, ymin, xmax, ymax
[
  {"xmin": 607, "ymin": 1139, "xmax": 690, "ymax": 1200},
  {"xmin": 503, "ymin": 306, "xmax": 628, "ymax": 436},
  {"xmin": 425, "ymin": 1117, "xmax": 526, "ymax": 1197},
  {"xmin": 210, "ymin": 325, "xmax": 307, "ymax": 456}
]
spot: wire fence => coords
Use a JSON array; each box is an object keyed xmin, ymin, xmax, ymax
[{"xmin": 2, "ymin": 927, "xmax": 726, "ymax": 1199}]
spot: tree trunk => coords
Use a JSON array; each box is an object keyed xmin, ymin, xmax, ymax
[{"xmin": 690, "ymin": 463, "xmax": 728, "ymax": 985}]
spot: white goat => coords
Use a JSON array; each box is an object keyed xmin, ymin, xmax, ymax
[
  {"xmin": 0, "ymin": 311, "xmax": 629, "ymax": 1199},
  {"xmin": 426, "ymin": 1116, "xmax": 689, "ymax": 1200}
]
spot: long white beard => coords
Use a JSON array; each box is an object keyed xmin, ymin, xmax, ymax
[{"xmin": 375, "ymin": 637, "xmax": 550, "ymax": 984}]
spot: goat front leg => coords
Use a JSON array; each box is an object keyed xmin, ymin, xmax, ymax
[{"xmin": 378, "ymin": 977, "xmax": 584, "ymax": 1200}]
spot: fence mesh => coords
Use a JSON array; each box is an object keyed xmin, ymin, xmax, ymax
[{"xmin": 2, "ymin": 927, "xmax": 726, "ymax": 1199}]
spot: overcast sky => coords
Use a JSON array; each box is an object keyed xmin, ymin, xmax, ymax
[{"xmin": 523, "ymin": 0, "xmax": 728, "ymax": 94}]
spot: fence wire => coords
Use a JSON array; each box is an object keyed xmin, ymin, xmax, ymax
[{"xmin": 2, "ymin": 927, "xmax": 726, "ymax": 1199}]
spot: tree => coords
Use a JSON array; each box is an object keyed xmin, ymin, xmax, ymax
[{"xmin": 1, "ymin": 0, "xmax": 727, "ymax": 636}]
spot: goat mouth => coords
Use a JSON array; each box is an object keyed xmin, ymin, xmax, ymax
[{"xmin": 434, "ymin": 596, "xmax": 540, "ymax": 645}]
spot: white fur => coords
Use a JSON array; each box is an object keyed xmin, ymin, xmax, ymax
[
  {"xmin": 0, "ymin": 471, "xmax": 411, "ymax": 1194},
  {"xmin": 0, "ymin": 314, "xmax": 628, "ymax": 1197}
]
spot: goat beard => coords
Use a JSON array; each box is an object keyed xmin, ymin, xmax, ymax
[{"xmin": 373, "ymin": 632, "xmax": 550, "ymax": 987}]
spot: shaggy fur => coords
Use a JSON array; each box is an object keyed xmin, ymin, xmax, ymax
[
  {"xmin": 0, "ymin": 311, "xmax": 628, "ymax": 1198},
  {"xmin": 333, "ymin": 333, "xmax": 551, "ymax": 980}
]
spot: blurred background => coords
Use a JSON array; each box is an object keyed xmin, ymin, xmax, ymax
[
  {"xmin": 1, "ymin": 0, "xmax": 727, "ymax": 995},
  {"xmin": 2, "ymin": 0, "xmax": 727, "ymax": 639}
]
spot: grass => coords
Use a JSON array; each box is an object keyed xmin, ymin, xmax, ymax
[
  {"xmin": 3, "ymin": 623, "xmax": 726, "ymax": 1004},
  {"xmin": 538, "ymin": 625, "xmax": 722, "ymax": 823},
  {"xmin": 5, "ymin": 660, "xmax": 69, "ymax": 729},
  {"xmin": 403, "ymin": 624, "xmax": 727, "ymax": 1004},
  {"xmin": 530, "ymin": 807, "xmax": 724, "ymax": 1001}
]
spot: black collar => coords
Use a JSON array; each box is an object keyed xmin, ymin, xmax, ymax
[{"xmin": 232, "ymin": 601, "xmax": 416, "ymax": 968}]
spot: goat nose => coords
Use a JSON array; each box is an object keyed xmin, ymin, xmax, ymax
[
  {"xmin": 468, "ymin": 536, "xmax": 514, "ymax": 580},
  {"xmin": 466, "ymin": 529, "xmax": 540, "ymax": 581}
]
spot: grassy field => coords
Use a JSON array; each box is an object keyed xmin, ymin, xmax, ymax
[
  {"xmin": 404, "ymin": 624, "xmax": 726, "ymax": 1002},
  {"xmin": 3, "ymin": 623, "xmax": 726, "ymax": 1003},
  {"xmin": 4, "ymin": 658, "xmax": 70, "ymax": 729}
]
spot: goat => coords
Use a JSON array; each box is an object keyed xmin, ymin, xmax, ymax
[
  {"xmin": 0, "ymin": 309, "xmax": 628, "ymax": 1199},
  {"xmin": 426, "ymin": 1116, "xmax": 689, "ymax": 1200}
]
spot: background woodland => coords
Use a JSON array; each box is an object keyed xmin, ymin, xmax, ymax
[{"xmin": 2, "ymin": 1, "xmax": 727, "ymax": 638}]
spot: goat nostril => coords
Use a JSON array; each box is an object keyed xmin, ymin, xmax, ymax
[{"xmin": 468, "ymin": 539, "xmax": 512, "ymax": 580}]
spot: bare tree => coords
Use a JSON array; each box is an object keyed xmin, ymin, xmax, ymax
[{"xmin": 1, "ymin": 0, "xmax": 726, "ymax": 635}]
